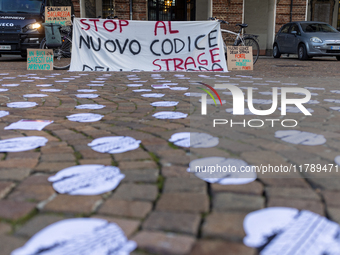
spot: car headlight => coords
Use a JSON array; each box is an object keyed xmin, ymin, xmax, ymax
[
  {"xmin": 310, "ymin": 37, "xmax": 323, "ymax": 43},
  {"xmin": 27, "ymin": 23, "xmax": 41, "ymax": 30}
]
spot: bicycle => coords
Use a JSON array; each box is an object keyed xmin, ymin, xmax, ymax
[
  {"xmin": 210, "ymin": 17, "xmax": 260, "ymax": 65},
  {"xmin": 40, "ymin": 22, "xmax": 73, "ymax": 70}
]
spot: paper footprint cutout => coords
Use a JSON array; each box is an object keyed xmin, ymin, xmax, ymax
[
  {"xmin": 243, "ymin": 207, "xmax": 340, "ymax": 255},
  {"xmin": 169, "ymin": 132, "xmax": 219, "ymax": 148},
  {"xmin": 88, "ymin": 136, "xmax": 141, "ymax": 154},
  {"xmin": 187, "ymin": 157, "xmax": 256, "ymax": 185},
  {"xmin": 275, "ymin": 130, "xmax": 326, "ymax": 145},
  {"xmin": 11, "ymin": 218, "xmax": 137, "ymax": 255},
  {"xmin": 0, "ymin": 136, "xmax": 48, "ymax": 152},
  {"xmin": 48, "ymin": 165, "xmax": 125, "ymax": 195}
]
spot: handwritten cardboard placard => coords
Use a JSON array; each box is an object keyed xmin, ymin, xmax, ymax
[
  {"xmin": 45, "ymin": 6, "xmax": 72, "ymax": 26},
  {"xmin": 27, "ymin": 49, "xmax": 53, "ymax": 70},
  {"xmin": 227, "ymin": 46, "xmax": 253, "ymax": 71}
]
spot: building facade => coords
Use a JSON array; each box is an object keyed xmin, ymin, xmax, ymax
[{"xmin": 72, "ymin": 0, "xmax": 340, "ymax": 55}]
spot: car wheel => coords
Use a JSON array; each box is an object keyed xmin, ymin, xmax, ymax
[
  {"xmin": 273, "ymin": 44, "xmax": 281, "ymax": 58},
  {"xmin": 336, "ymin": 56, "xmax": 340, "ymax": 61},
  {"xmin": 298, "ymin": 44, "xmax": 308, "ymax": 60}
]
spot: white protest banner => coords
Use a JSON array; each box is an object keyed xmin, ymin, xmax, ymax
[{"xmin": 70, "ymin": 19, "xmax": 228, "ymax": 72}]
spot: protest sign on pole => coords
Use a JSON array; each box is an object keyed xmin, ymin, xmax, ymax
[
  {"xmin": 226, "ymin": 46, "xmax": 253, "ymax": 70},
  {"xmin": 45, "ymin": 6, "xmax": 72, "ymax": 26},
  {"xmin": 69, "ymin": 19, "xmax": 228, "ymax": 72},
  {"xmin": 27, "ymin": 49, "xmax": 53, "ymax": 70}
]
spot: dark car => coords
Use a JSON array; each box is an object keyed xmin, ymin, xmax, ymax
[
  {"xmin": 0, "ymin": 0, "xmax": 74, "ymax": 57},
  {"xmin": 273, "ymin": 21, "xmax": 340, "ymax": 60}
]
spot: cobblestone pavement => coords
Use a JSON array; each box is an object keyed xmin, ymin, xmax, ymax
[{"xmin": 0, "ymin": 55, "xmax": 340, "ymax": 255}]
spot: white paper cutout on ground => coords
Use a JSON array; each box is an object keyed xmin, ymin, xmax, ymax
[
  {"xmin": 127, "ymin": 84, "xmax": 143, "ymax": 87},
  {"xmin": 151, "ymin": 84, "xmax": 169, "ymax": 89},
  {"xmin": 36, "ymin": 84, "xmax": 53, "ymax": 87},
  {"xmin": 2, "ymin": 84, "xmax": 19, "ymax": 87},
  {"xmin": 7, "ymin": 102, "xmax": 38, "ymax": 108},
  {"xmin": 240, "ymin": 87, "xmax": 258, "ymax": 90},
  {"xmin": 275, "ymin": 130, "xmax": 326, "ymax": 145},
  {"xmin": 152, "ymin": 111, "xmax": 188, "ymax": 119},
  {"xmin": 55, "ymin": 80, "xmax": 69, "ymax": 83},
  {"xmin": 259, "ymin": 91, "xmax": 281, "ymax": 95},
  {"xmin": 75, "ymin": 104, "xmax": 106, "ymax": 109},
  {"xmin": 164, "ymin": 83, "xmax": 178, "ymax": 86},
  {"xmin": 128, "ymin": 78, "xmax": 140, "ymax": 80},
  {"xmin": 324, "ymin": 99, "xmax": 340, "ymax": 103},
  {"xmin": 295, "ymin": 92, "xmax": 318, "ymax": 96},
  {"xmin": 0, "ymin": 88, "xmax": 8, "ymax": 92},
  {"xmin": 169, "ymin": 132, "xmax": 218, "ymax": 148},
  {"xmin": 226, "ymin": 108, "xmax": 254, "ymax": 115},
  {"xmin": 87, "ymin": 84, "xmax": 104, "ymax": 87},
  {"xmin": 335, "ymin": 155, "xmax": 340, "ymax": 166},
  {"xmin": 3, "ymin": 77, "xmax": 16, "ymax": 79},
  {"xmin": 0, "ymin": 111, "xmax": 9, "ymax": 118},
  {"xmin": 67, "ymin": 113, "xmax": 104, "ymax": 122},
  {"xmin": 40, "ymin": 89, "xmax": 61, "ymax": 92},
  {"xmin": 5, "ymin": 120, "xmax": 53, "ymax": 131},
  {"xmin": 0, "ymin": 136, "xmax": 47, "ymax": 152},
  {"xmin": 150, "ymin": 101, "xmax": 179, "ymax": 107},
  {"xmin": 278, "ymin": 106, "xmax": 314, "ymax": 113},
  {"xmin": 184, "ymin": 92, "xmax": 204, "ymax": 97},
  {"xmin": 281, "ymin": 83, "xmax": 298, "ymax": 86},
  {"xmin": 265, "ymin": 80, "xmax": 280, "ymax": 83},
  {"xmin": 305, "ymin": 87, "xmax": 325, "ymax": 90},
  {"xmin": 23, "ymin": 94, "xmax": 48, "ymax": 98},
  {"xmin": 240, "ymin": 80, "xmax": 254, "ymax": 83},
  {"xmin": 187, "ymin": 157, "xmax": 256, "ymax": 185},
  {"xmin": 11, "ymin": 218, "xmax": 137, "ymax": 255},
  {"xmin": 48, "ymin": 165, "xmax": 125, "ymax": 195},
  {"xmin": 141, "ymin": 93, "xmax": 165, "ymax": 98},
  {"xmin": 306, "ymin": 100, "xmax": 319, "ymax": 104},
  {"xmin": 20, "ymin": 80, "xmax": 34, "ymax": 82},
  {"xmin": 133, "ymin": 89, "xmax": 152, "ymax": 92},
  {"xmin": 91, "ymin": 81, "xmax": 105, "ymax": 83},
  {"xmin": 77, "ymin": 89, "xmax": 97, "ymax": 92},
  {"xmin": 330, "ymin": 90, "xmax": 340, "ymax": 94},
  {"xmin": 330, "ymin": 107, "xmax": 340, "ymax": 112},
  {"xmin": 243, "ymin": 207, "xmax": 340, "ymax": 255},
  {"xmin": 253, "ymin": 83, "xmax": 269, "ymax": 86},
  {"xmin": 170, "ymin": 87, "xmax": 188, "ymax": 91},
  {"xmin": 63, "ymin": 78, "xmax": 75, "ymax": 80},
  {"xmin": 76, "ymin": 94, "xmax": 99, "ymax": 98},
  {"xmin": 88, "ymin": 136, "xmax": 141, "ymax": 154},
  {"xmin": 199, "ymin": 99, "xmax": 226, "ymax": 105}
]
